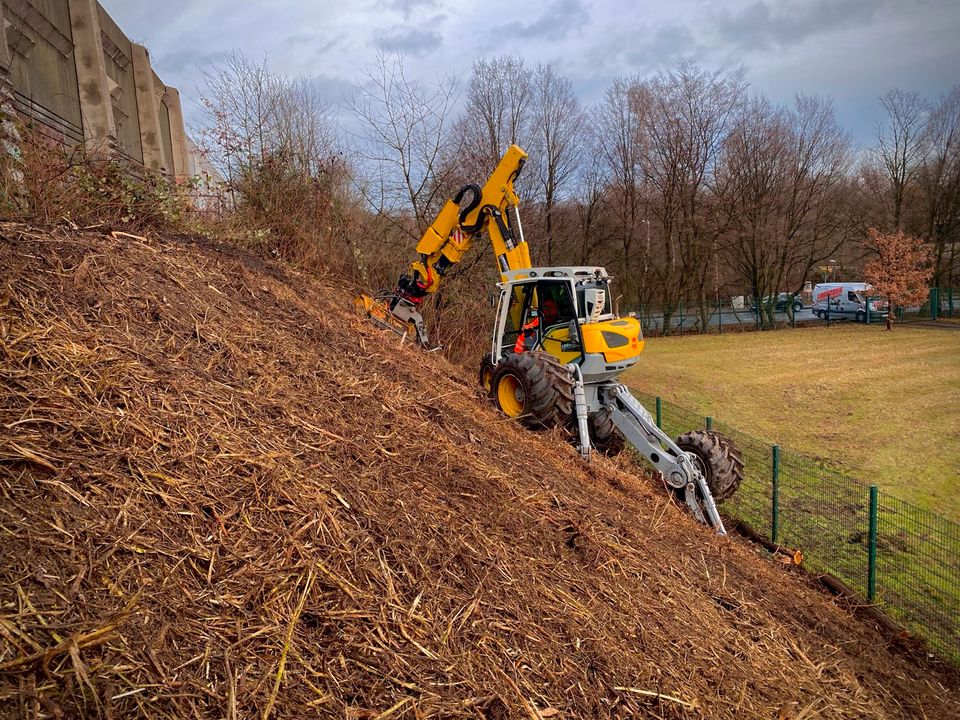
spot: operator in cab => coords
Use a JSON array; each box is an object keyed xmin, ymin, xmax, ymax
[{"xmin": 513, "ymin": 298, "xmax": 560, "ymax": 353}]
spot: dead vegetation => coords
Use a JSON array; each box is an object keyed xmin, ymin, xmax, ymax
[{"xmin": 1, "ymin": 225, "xmax": 958, "ymax": 719}]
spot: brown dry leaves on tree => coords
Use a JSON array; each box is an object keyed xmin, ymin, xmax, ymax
[{"xmin": 862, "ymin": 228, "xmax": 934, "ymax": 308}]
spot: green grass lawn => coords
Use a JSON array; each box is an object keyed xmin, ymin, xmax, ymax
[{"xmin": 624, "ymin": 324, "xmax": 960, "ymax": 521}]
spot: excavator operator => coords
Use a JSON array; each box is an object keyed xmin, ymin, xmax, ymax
[{"xmin": 513, "ymin": 298, "xmax": 560, "ymax": 353}]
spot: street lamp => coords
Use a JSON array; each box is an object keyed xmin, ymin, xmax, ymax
[{"xmin": 819, "ymin": 258, "xmax": 838, "ymax": 283}]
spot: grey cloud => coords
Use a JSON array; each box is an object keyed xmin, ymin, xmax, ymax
[
  {"xmin": 624, "ymin": 23, "xmax": 700, "ymax": 69},
  {"xmin": 288, "ymin": 33, "xmax": 343, "ymax": 57},
  {"xmin": 381, "ymin": 0, "xmax": 438, "ymax": 21},
  {"xmin": 493, "ymin": 0, "xmax": 590, "ymax": 42},
  {"xmin": 714, "ymin": 0, "xmax": 882, "ymax": 51},
  {"xmin": 304, "ymin": 74, "xmax": 359, "ymax": 105},
  {"xmin": 375, "ymin": 28, "xmax": 443, "ymax": 56}
]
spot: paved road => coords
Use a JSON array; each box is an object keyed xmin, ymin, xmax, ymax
[{"xmin": 639, "ymin": 308, "xmax": 818, "ymax": 332}]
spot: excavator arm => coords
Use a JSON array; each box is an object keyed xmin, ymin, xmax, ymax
[{"xmin": 356, "ymin": 145, "xmax": 531, "ymax": 346}]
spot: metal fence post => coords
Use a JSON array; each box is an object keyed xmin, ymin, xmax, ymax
[
  {"xmin": 868, "ymin": 485, "xmax": 878, "ymax": 602},
  {"xmin": 706, "ymin": 416, "xmax": 713, "ymax": 431},
  {"xmin": 930, "ymin": 287, "xmax": 939, "ymax": 321},
  {"xmin": 866, "ymin": 297, "xmax": 871, "ymax": 325},
  {"xmin": 717, "ymin": 296, "xmax": 722, "ymax": 335},
  {"xmin": 771, "ymin": 445, "xmax": 780, "ymax": 544},
  {"xmin": 655, "ymin": 397, "xmax": 662, "ymax": 429},
  {"xmin": 950, "ymin": 287, "xmax": 955, "ymax": 318},
  {"xmin": 679, "ymin": 301, "xmax": 684, "ymax": 337}
]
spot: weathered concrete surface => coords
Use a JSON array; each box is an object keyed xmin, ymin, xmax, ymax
[
  {"xmin": 67, "ymin": 0, "xmax": 116, "ymax": 150},
  {"xmin": 164, "ymin": 86, "xmax": 190, "ymax": 179},
  {"xmin": 131, "ymin": 43, "xmax": 164, "ymax": 171}
]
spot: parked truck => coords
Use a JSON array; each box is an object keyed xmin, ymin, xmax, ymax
[{"xmin": 812, "ymin": 282, "xmax": 888, "ymax": 322}]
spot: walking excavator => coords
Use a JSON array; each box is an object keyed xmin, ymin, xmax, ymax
[{"xmin": 356, "ymin": 145, "xmax": 743, "ymax": 533}]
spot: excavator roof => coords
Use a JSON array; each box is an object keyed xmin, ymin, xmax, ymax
[{"xmin": 500, "ymin": 266, "xmax": 610, "ymax": 285}]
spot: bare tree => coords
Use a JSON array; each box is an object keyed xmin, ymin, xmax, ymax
[
  {"xmin": 641, "ymin": 63, "xmax": 746, "ymax": 330},
  {"xmin": 718, "ymin": 94, "xmax": 852, "ymax": 327},
  {"xmin": 349, "ymin": 52, "xmax": 460, "ymax": 235},
  {"xmin": 455, "ymin": 56, "xmax": 533, "ymax": 173},
  {"xmin": 196, "ymin": 53, "xmax": 354, "ymax": 266},
  {"xmin": 594, "ymin": 76, "xmax": 645, "ymax": 306},
  {"xmin": 918, "ymin": 84, "xmax": 960, "ymax": 286},
  {"xmin": 196, "ymin": 52, "xmax": 282, "ymax": 184},
  {"xmin": 529, "ymin": 64, "xmax": 586, "ymax": 264},
  {"xmin": 875, "ymin": 89, "xmax": 931, "ymax": 230}
]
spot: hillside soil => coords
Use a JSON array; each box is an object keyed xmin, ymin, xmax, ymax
[{"xmin": 1, "ymin": 224, "xmax": 958, "ymax": 719}]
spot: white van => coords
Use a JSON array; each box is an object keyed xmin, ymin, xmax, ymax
[{"xmin": 812, "ymin": 282, "xmax": 888, "ymax": 322}]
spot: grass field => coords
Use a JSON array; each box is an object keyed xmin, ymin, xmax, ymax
[{"xmin": 624, "ymin": 324, "xmax": 960, "ymax": 521}]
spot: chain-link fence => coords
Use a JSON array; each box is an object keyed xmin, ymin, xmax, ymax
[{"xmin": 630, "ymin": 390, "xmax": 960, "ymax": 664}]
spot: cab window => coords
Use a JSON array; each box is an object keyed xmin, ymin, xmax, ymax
[
  {"xmin": 537, "ymin": 281, "xmax": 574, "ymax": 329},
  {"xmin": 502, "ymin": 283, "xmax": 535, "ymax": 354}
]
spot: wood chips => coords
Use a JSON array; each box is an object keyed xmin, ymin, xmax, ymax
[{"xmin": 1, "ymin": 225, "xmax": 957, "ymax": 718}]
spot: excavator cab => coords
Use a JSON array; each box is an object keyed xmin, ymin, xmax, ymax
[{"xmin": 488, "ymin": 268, "xmax": 645, "ymax": 380}]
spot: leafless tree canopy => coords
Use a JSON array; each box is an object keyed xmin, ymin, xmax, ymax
[{"xmin": 190, "ymin": 50, "xmax": 959, "ymax": 348}]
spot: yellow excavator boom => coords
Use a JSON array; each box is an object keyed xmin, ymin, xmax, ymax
[{"xmin": 356, "ymin": 144, "xmax": 532, "ymax": 346}]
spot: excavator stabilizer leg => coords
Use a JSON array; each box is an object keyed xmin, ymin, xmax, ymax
[{"xmin": 603, "ymin": 383, "xmax": 734, "ymax": 535}]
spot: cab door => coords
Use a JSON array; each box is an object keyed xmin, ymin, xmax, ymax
[{"xmin": 535, "ymin": 280, "xmax": 582, "ymax": 364}]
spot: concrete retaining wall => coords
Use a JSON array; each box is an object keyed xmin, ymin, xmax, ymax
[{"xmin": 0, "ymin": 0, "xmax": 202, "ymax": 180}]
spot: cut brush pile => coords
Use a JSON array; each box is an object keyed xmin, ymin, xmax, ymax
[{"xmin": 0, "ymin": 224, "xmax": 957, "ymax": 719}]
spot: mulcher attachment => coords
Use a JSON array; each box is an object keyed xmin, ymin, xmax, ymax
[{"xmin": 354, "ymin": 292, "xmax": 431, "ymax": 348}]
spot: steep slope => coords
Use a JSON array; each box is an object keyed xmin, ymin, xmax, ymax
[{"xmin": 1, "ymin": 225, "xmax": 957, "ymax": 719}]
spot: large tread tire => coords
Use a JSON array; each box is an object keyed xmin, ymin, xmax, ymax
[
  {"xmin": 589, "ymin": 406, "xmax": 625, "ymax": 456},
  {"xmin": 478, "ymin": 355, "xmax": 495, "ymax": 396},
  {"xmin": 492, "ymin": 351, "xmax": 574, "ymax": 429},
  {"xmin": 676, "ymin": 430, "xmax": 744, "ymax": 503}
]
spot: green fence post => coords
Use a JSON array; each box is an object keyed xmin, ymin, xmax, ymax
[
  {"xmin": 717, "ymin": 296, "xmax": 722, "ymax": 335},
  {"xmin": 656, "ymin": 397, "xmax": 662, "ymax": 430},
  {"xmin": 771, "ymin": 445, "xmax": 780, "ymax": 544},
  {"xmin": 679, "ymin": 301, "xmax": 684, "ymax": 337},
  {"xmin": 866, "ymin": 297, "xmax": 871, "ymax": 325},
  {"xmin": 868, "ymin": 485, "xmax": 878, "ymax": 602},
  {"xmin": 930, "ymin": 287, "xmax": 939, "ymax": 321},
  {"xmin": 706, "ymin": 416, "xmax": 713, "ymax": 431},
  {"xmin": 949, "ymin": 287, "xmax": 954, "ymax": 318}
]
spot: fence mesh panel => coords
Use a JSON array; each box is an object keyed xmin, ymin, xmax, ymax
[
  {"xmin": 626, "ymin": 391, "xmax": 959, "ymax": 665},
  {"xmin": 876, "ymin": 492, "xmax": 960, "ymax": 661}
]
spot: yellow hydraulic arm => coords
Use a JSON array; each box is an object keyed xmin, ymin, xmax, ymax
[
  {"xmin": 356, "ymin": 145, "xmax": 532, "ymax": 347},
  {"xmin": 398, "ymin": 144, "xmax": 532, "ymax": 300}
]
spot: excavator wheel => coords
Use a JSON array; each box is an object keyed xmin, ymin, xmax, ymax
[
  {"xmin": 491, "ymin": 351, "xmax": 574, "ymax": 429},
  {"xmin": 589, "ymin": 406, "xmax": 626, "ymax": 456},
  {"xmin": 675, "ymin": 430, "xmax": 744, "ymax": 503},
  {"xmin": 478, "ymin": 355, "xmax": 495, "ymax": 396}
]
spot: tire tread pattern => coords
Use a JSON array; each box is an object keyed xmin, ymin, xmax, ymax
[
  {"xmin": 675, "ymin": 430, "xmax": 744, "ymax": 503},
  {"xmin": 493, "ymin": 351, "xmax": 575, "ymax": 428}
]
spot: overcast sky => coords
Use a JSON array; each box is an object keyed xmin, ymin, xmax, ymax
[{"xmin": 103, "ymin": 0, "xmax": 959, "ymax": 146}]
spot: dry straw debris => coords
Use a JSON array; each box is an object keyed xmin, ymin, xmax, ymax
[{"xmin": 1, "ymin": 225, "xmax": 957, "ymax": 719}]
